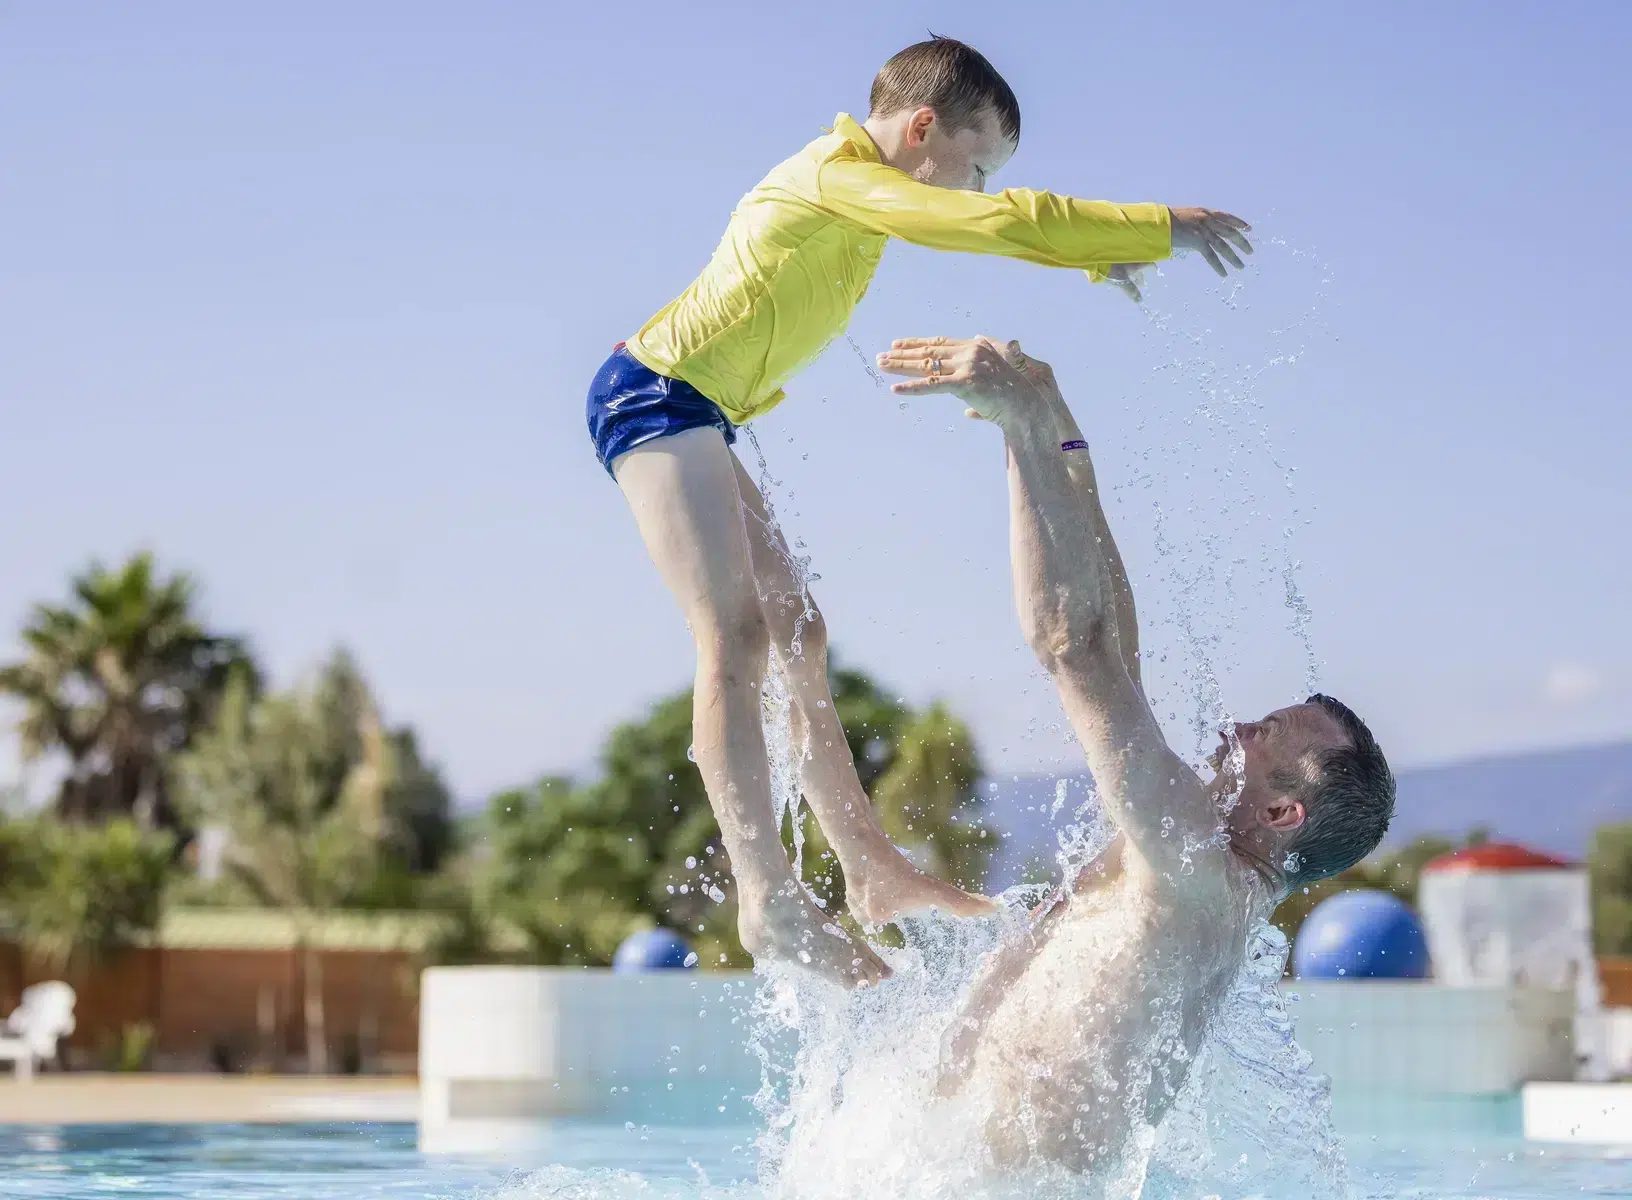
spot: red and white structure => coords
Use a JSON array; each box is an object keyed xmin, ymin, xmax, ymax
[
  {"xmin": 1417, "ymin": 843, "xmax": 1632, "ymax": 1106},
  {"xmin": 1417, "ymin": 844, "xmax": 1596, "ymax": 1000}
]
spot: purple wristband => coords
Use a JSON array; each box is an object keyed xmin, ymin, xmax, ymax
[{"xmin": 1061, "ymin": 439, "xmax": 1089, "ymax": 452}]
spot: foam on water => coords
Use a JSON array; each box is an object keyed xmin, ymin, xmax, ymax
[{"xmin": 736, "ymin": 852, "xmax": 1348, "ymax": 1199}]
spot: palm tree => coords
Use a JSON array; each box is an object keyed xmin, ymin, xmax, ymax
[
  {"xmin": 0, "ymin": 553, "xmax": 256, "ymax": 829},
  {"xmin": 172, "ymin": 651, "xmax": 389, "ymax": 1073}
]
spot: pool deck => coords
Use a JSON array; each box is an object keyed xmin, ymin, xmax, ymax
[{"xmin": 0, "ymin": 1075, "xmax": 419, "ymax": 1124}]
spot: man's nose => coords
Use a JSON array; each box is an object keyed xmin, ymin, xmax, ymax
[{"xmin": 1233, "ymin": 721, "xmax": 1262, "ymax": 742}]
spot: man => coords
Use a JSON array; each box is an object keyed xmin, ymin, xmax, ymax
[{"xmin": 875, "ymin": 336, "xmax": 1395, "ymax": 1172}]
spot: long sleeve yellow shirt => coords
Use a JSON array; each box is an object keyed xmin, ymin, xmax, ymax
[{"xmin": 626, "ymin": 113, "xmax": 1172, "ymax": 425}]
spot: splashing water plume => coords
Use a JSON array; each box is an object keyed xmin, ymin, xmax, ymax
[
  {"xmin": 747, "ymin": 241, "xmax": 1351, "ymax": 1198},
  {"xmin": 1122, "ymin": 238, "xmax": 1334, "ymax": 751},
  {"xmin": 493, "ymin": 244, "xmax": 1352, "ymax": 1198}
]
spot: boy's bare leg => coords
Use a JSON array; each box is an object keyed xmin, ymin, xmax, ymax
[
  {"xmin": 731, "ymin": 456, "xmax": 995, "ymax": 925},
  {"xmin": 614, "ymin": 428, "xmax": 888, "ymax": 986}
]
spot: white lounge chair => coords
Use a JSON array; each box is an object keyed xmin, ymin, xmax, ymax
[{"xmin": 0, "ymin": 981, "xmax": 77, "ymax": 1081}]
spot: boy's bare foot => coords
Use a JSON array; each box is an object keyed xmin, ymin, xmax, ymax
[
  {"xmin": 738, "ymin": 881, "xmax": 892, "ymax": 989},
  {"xmin": 845, "ymin": 850, "xmax": 999, "ymax": 928}
]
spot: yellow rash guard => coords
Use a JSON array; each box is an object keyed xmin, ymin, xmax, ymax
[{"xmin": 625, "ymin": 113, "xmax": 1173, "ymax": 426}]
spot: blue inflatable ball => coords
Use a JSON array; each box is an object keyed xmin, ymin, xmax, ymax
[
  {"xmin": 613, "ymin": 927, "xmax": 696, "ymax": 972},
  {"xmin": 1292, "ymin": 890, "xmax": 1430, "ymax": 980}
]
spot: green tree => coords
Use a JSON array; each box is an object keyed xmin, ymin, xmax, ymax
[
  {"xmin": 774, "ymin": 673, "xmax": 997, "ymax": 912},
  {"xmin": 871, "ymin": 701, "xmax": 995, "ymax": 891},
  {"xmin": 0, "ymin": 552, "xmax": 256, "ymax": 829},
  {"xmin": 382, "ymin": 727, "xmax": 455, "ymax": 874},
  {"xmin": 0, "ymin": 816, "xmax": 173, "ymax": 972},
  {"xmin": 1588, "ymin": 822, "xmax": 1632, "ymax": 956},
  {"xmin": 479, "ymin": 776, "xmax": 660, "ymax": 966},
  {"xmin": 173, "ymin": 651, "xmax": 402, "ymax": 1072},
  {"xmin": 472, "ymin": 660, "xmax": 995, "ymax": 968}
]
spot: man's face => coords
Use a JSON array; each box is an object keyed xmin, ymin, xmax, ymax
[
  {"xmin": 1212, "ymin": 702, "xmax": 1349, "ymax": 838},
  {"xmin": 903, "ymin": 106, "xmax": 1016, "ymax": 192}
]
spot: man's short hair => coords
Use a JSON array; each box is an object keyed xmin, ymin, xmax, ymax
[
  {"xmin": 870, "ymin": 35, "xmax": 1021, "ymax": 144},
  {"xmin": 1273, "ymin": 694, "xmax": 1395, "ymax": 890}
]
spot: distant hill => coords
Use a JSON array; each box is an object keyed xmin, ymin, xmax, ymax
[{"xmin": 977, "ymin": 740, "xmax": 1632, "ymax": 888}]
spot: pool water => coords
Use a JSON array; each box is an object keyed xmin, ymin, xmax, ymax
[{"xmin": 0, "ymin": 1122, "xmax": 1624, "ymax": 1199}]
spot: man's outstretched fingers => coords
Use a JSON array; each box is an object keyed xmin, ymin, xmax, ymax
[
  {"xmin": 889, "ymin": 374, "xmax": 959, "ymax": 395},
  {"xmin": 878, "ymin": 350, "xmax": 940, "ymax": 377}
]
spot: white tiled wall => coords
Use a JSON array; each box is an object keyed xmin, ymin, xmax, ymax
[
  {"xmin": 419, "ymin": 966, "xmax": 765, "ymax": 1146},
  {"xmin": 1283, "ymin": 981, "xmax": 1576, "ymax": 1093},
  {"xmin": 418, "ymin": 968, "xmax": 1583, "ymax": 1149}
]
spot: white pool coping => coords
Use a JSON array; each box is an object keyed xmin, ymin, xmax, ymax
[{"xmin": 1521, "ymin": 1082, "xmax": 1632, "ymax": 1145}]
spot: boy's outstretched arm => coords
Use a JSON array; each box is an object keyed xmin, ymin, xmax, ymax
[{"xmin": 819, "ymin": 156, "xmax": 1251, "ymax": 282}]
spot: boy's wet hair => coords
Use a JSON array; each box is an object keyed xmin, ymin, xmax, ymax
[
  {"xmin": 1274, "ymin": 694, "xmax": 1396, "ymax": 890},
  {"xmin": 869, "ymin": 35, "xmax": 1021, "ymax": 145}
]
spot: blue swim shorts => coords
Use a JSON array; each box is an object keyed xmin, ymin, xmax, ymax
[{"xmin": 586, "ymin": 344, "xmax": 737, "ymax": 477}]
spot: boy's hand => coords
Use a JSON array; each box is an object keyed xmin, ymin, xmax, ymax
[{"xmin": 1168, "ymin": 208, "xmax": 1253, "ymax": 277}]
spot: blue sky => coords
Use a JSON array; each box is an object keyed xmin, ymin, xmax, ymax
[{"xmin": 3, "ymin": 1, "xmax": 1628, "ymax": 806}]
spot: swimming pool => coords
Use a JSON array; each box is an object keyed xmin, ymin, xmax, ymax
[{"xmin": 0, "ymin": 1121, "xmax": 1624, "ymax": 1199}]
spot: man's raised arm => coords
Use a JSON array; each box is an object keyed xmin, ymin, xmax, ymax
[
  {"xmin": 1003, "ymin": 341, "xmax": 1144, "ymax": 693},
  {"xmin": 878, "ymin": 337, "xmax": 1218, "ymax": 868}
]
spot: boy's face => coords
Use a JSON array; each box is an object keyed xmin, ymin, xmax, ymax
[{"xmin": 901, "ymin": 106, "xmax": 1016, "ymax": 192}]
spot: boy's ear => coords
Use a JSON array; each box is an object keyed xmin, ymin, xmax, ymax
[{"xmin": 904, "ymin": 106, "xmax": 937, "ymax": 147}]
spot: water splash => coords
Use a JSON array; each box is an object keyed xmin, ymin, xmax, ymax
[
  {"xmin": 743, "ymin": 428, "xmax": 819, "ymax": 879},
  {"xmin": 1118, "ymin": 238, "xmax": 1334, "ymax": 755},
  {"xmin": 576, "ymin": 241, "xmax": 1352, "ymax": 1199},
  {"xmin": 1150, "ymin": 922, "xmax": 1348, "ymax": 1199},
  {"xmin": 740, "ymin": 895, "xmax": 1349, "ymax": 1199}
]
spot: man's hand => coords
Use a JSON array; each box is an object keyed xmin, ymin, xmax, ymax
[
  {"xmin": 875, "ymin": 336, "xmax": 1044, "ymax": 425},
  {"xmin": 1168, "ymin": 208, "xmax": 1253, "ymax": 277}
]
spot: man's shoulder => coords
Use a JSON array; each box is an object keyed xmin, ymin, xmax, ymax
[{"xmin": 1129, "ymin": 837, "xmax": 1249, "ymax": 914}]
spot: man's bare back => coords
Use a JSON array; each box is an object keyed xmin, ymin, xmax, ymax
[{"xmin": 875, "ymin": 335, "xmax": 1396, "ymax": 1174}]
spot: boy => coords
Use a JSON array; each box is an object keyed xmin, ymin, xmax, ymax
[{"xmin": 586, "ymin": 37, "xmax": 1252, "ymax": 987}]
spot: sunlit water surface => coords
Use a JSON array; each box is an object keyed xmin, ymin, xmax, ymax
[{"xmin": 1, "ymin": 1120, "xmax": 1624, "ymax": 1200}]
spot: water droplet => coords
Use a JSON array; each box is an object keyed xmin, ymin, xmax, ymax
[
  {"xmin": 685, "ymin": 856, "xmax": 698, "ymax": 870},
  {"xmin": 683, "ymin": 952, "xmax": 699, "ymax": 967},
  {"xmin": 686, "ymin": 744, "xmax": 697, "ymax": 762}
]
